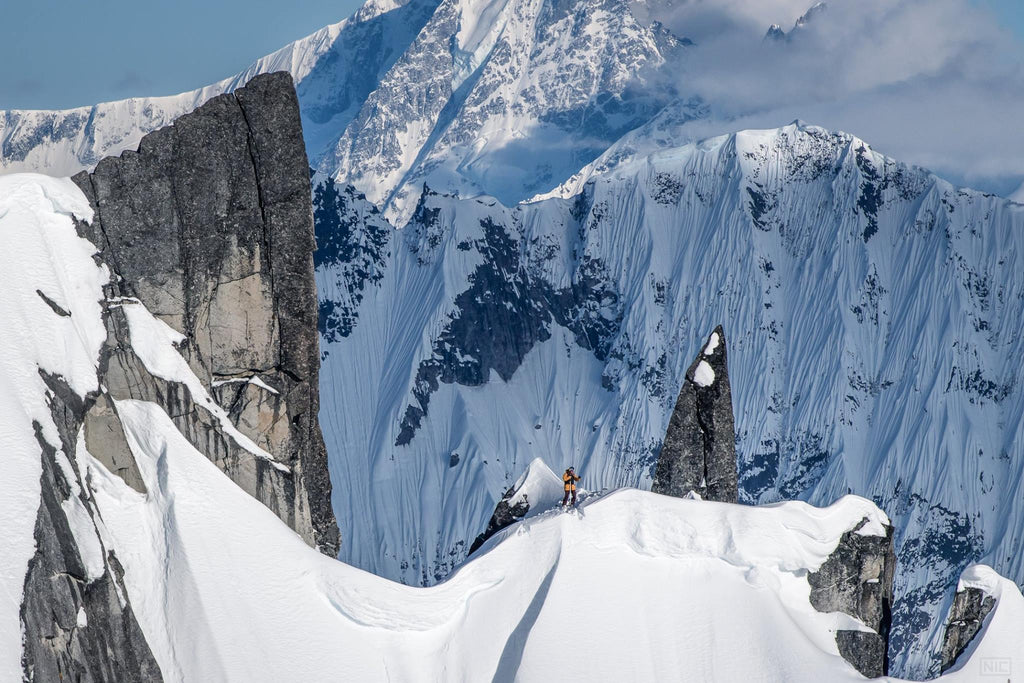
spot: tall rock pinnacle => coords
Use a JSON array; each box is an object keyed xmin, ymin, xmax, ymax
[
  {"xmin": 653, "ymin": 325, "xmax": 737, "ymax": 502},
  {"xmin": 70, "ymin": 72, "xmax": 339, "ymax": 556}
]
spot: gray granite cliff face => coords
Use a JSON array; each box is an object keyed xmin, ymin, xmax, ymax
[
  {"xmin": 20, "ymin": 71, "xmax": 339, "ymax": 682},
  {"xmin": 652, "ymin": 325, "xmax": 737, "ymax": 502},
  {"xmin": 940, "ymin": 586, "xmax": 996, "ymax": 672},
  {"xmin": 808, "ymin": 518, "xmax": 896, "ymax": 677},
  {"xmin": 71, "ymin": 72, "xmax": 339, "ymax": 557}
]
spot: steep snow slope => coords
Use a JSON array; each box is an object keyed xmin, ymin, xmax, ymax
[
  {"xmin": 0, "ymin": 175, "xmax": 107, "ymax": 680},
  {"xmin": 315, "ymin": 122, "xmax": 1024, "ymax": 675}
]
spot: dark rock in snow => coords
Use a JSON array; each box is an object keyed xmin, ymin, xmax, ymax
[
  {"xmin": 808, "ymin": 517, "xmax": 896, "ymax": 677},
  {"xmin": 71, "ymin": 72, "xmax": 339, "ymax": 557},
  {"xmin": 21, "ymin": 373, "xmax": 162, "ymax": 682},
  {"xmin": 940, "ymin": 586, "xmax": 996, "ymax": 672},
  {"xmin": 652, "ymin": 325, "xmax": 737, "ymax": 502},
  {"xmin": 468, "ymin": 486, "xmax": 532, "ymax": 556},
  {"xmin": 468, "ymin": 459, "xmax": 564, "ymax": 555}
]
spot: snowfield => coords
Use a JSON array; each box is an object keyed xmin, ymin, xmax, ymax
[{"xmin": 86, "ymin": 399, "xmax": 1024, "ymax": 682}]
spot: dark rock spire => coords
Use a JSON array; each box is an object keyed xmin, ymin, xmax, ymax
[{"xmin": 653, "ymin": 325, "xmax": 737, "ymax": 503}]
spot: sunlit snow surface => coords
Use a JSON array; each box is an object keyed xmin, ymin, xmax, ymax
[
  {"xmin": 83, "ymin": 400, "xmax": 1022, "ymax": 682},
  {"xmin": 0, "ymin": 174, "xmax": 106, "ymax": 681}
]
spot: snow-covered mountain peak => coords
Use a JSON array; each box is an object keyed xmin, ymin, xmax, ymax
[
  {"xmin": 316, "ymin": 0, "xmax": 686, "ymax": 220},
  {"xmin": 2, "ymin": 0, "xmax": 689, "ymax": 221}
]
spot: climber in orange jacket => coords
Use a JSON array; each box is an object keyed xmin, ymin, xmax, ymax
[{"xmin": 562, "ymin": 466, "xmax": 581, "ymax": 507}]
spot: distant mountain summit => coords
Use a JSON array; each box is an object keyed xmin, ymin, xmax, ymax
[{"xmin": 1, "ymin": 0, "xmax": 688, "ymax": 220}]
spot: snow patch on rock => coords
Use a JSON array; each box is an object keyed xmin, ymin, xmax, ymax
[
  {"xmin": 693, "ymin": 360, "xmax": 715, "ymax": 386},
  {"xmin": 114, "ymin": 300, "xmax": 289, "ymax": 471}
]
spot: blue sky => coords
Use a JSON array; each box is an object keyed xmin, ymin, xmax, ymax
[
  {"xmin": 0, "ymin": 0, "xmax": 1022, "ymax": 110},
  {"xmin": 978, "ymin": 0, "xmax": 1024, "ymax": 36},
  {"xmin": 0, "ymin": 0, "xmax": 364, "ymax": 109}
]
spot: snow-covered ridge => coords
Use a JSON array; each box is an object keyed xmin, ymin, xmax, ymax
[{"xmin": 85, "ymin": 394, "xmax": 989, "ymax": 682}]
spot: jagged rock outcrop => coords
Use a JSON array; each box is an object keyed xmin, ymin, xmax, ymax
[
  {"xmin": 70, "ymin": 72, "xmax": 339, "ymax": 556},
  {"xmin": 20, "ymin": 372, "xmax": 163, "ymax": 682},
  {"xmin": 652, "ymin": 325, "xmax": 737, "ymax": 502},
  {"xmin": 940, "ymin": 586, "xmax": 996, "ymax": 672},
  {"xmin": 468, "ymin": 488, "xmax": 531, "ymax": 556},
  {"xmin": 808, "ymin": 518, "xmax": 896, "ymax": 677},
  {"xmin": 469, "ymin": 459, "xmax": 564, "ymax": 555}
]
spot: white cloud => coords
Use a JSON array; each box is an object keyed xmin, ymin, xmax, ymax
[{"xmin": 650, "ymin": 0, "xmax": 1024, "ymax": 195}]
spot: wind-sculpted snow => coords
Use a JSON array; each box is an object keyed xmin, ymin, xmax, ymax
[
  {"xmin": 85, "ymin": 402, "xmax": 974, "ymax": 682},
  {"xmin": 316, "ymin": 123, "xmax": 1024, "ymax": 676}
]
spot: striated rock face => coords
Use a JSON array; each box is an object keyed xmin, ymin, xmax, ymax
[
  {"xmin": 652, "ymin": 325, "xmax": 737, "ymax": 502},
  {"xmin": 70, "ymin": 72, "xmax": 339, "ymax": 556},
  {"xmin": 940, "ymin": 586, "xmax": 996, "ymax": 672},
  {"xmin": 808, "ymin": 518, "xmax": 896, "ymax": 677},
  {"xmin": 20, "ymin": 372, "xmax": 163, "ymax": 683}
]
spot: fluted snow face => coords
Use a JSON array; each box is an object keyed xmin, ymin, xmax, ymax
[{"xmin": 316, "ymin": 123, "xmax": 1024, "ymax": 676}]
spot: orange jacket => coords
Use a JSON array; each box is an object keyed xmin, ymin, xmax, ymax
[{"xmin": 563, "ymin": 470, "xmax": 580, "ymax": 491}]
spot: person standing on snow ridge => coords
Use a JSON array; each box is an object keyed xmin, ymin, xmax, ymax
[{"xmin": 562, "ymin": 466, "xmax": 581, "ymax": 507}]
